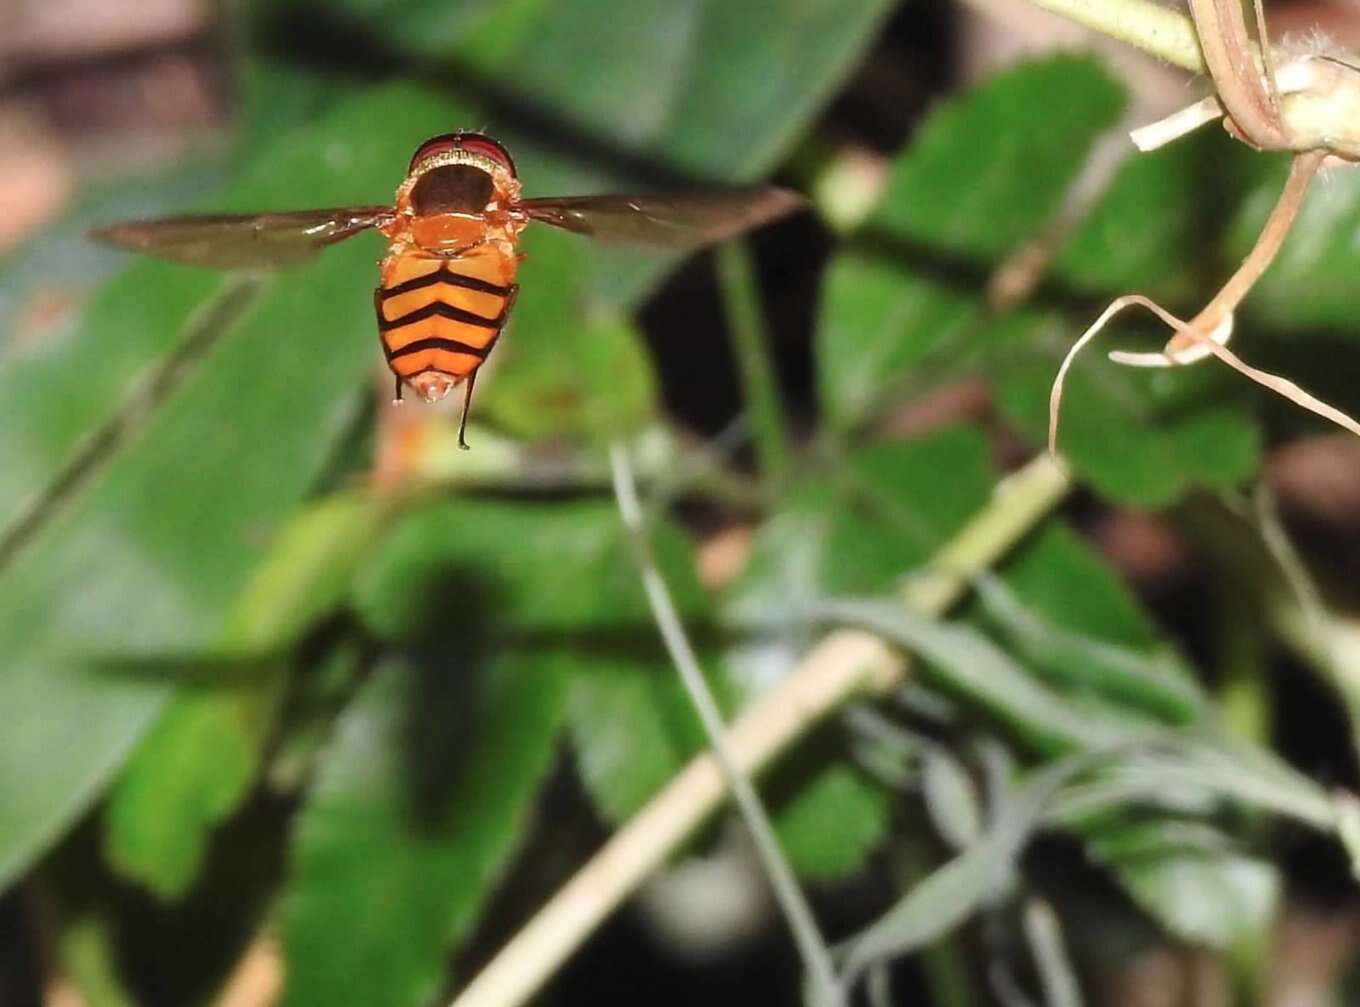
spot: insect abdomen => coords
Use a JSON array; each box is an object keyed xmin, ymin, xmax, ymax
[{"xmin": 376, "ymin": 251, "xmax": 518, "ymax": 399}]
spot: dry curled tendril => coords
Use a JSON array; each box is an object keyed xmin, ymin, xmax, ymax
[{"xmin": 1049, "ymin": 0, "xmax": 1360, "ymax": 456}]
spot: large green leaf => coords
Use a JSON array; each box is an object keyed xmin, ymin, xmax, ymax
[
  {"xmin": 353, "ymin": 498, "xmax": 713, "ymax": 826},
  {"xmin": 997, "ymin": 522, "xmax": 1155, "ymax": 646},
  {"xmin": 307, "ymin": 497, "xmax": 724, "ymax": 1000},
  {"xmin": 817, "ymin": 55, "xmax": 1123, "ymax": 431},
  {"xmin": 0, "ymin": 156, "xmax": 234, "ymax": 368},
  {"xmin": 869, "ymin": 56, "xmax": 1125, "ymax": 260},
  {"xmin": 103, "ymin": 492, "xmax": 387, "ymax": 898},
  {"xmin": 272, "ymin": 0, "xmax": 898, "ymax": 176},
  {"xmin": 282, "ymin": 655, "xmax": 567, "ymax": 1007},
  {"xmin": 566, "ymin": 657, "xmax": 706, "ymax": 824},
  {"xmin": 1119, "ymin": 851, "xmax": 1279, "ymax": 948}
]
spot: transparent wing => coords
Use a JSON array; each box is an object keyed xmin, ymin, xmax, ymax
[
  {"xmin": 87, "ymin": 206, "xmax": 395, "ymax": 269},
  {"xmin": 519, "ymin": 186, "xmax": 804, "ymax": 250}
]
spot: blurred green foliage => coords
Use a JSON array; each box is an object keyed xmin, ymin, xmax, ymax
[{"xmin": 4, "ymin": 2, "xmax": 1360, "ymax": 1005}]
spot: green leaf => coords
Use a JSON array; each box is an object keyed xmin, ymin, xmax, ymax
[
  {"xmin": 921, "ymin": 746, "xmax": 983, "ymax": 849},
  {"xmin": 774, "ymin": 763, "xmax": 891, "ymax": 879},
  {"xmin": 103, "ymin": 685, "xmax": 278, "ymax": 900},
  {"xmin": 480, "ymin": 232, "xmax": 657, "ymax": 443},
  {"xmin": 987, "ymin": 311, "xmax": 1261, "ymax": 506},
  {"xmin": 566, "ymin": 657, "xmax": 708, "ymax": 825},
  {"xmin": 1084, "ymin": 817, "xmax": 1236, "ymax": 861},
  {"xmin": 1131, "ymin": 853, "xmax": 1279, "ymax": 948},
  {"xmin": 491, "ymin": 0, "xmax": 898, "ymax": 181},
  {"xmin": 0, "ymin": 265, "xmax": 229, "ymax": 524},
  {"xmin": 257, "ymin": 0, "xmax": 537, "ymax": 68},
  {"xmin": 1096, "ymin": 839, "xmax": 1280, "ymax": 949},
  {"xmin": 844, "ymin": 834, "xmax": 1009, "ymax": 977},
  {"xmin": 727, "ymin": 429, "xmax": 995, "ymax": 626},
  {"xmin": 561, "ymin": 525, "xmax": 716, "ymax": 825},
  {"xmin": 816, "ymin": 598, "xmax": 1148, "ymax": 753},
  {"xmin": 103, "ymin": 493, "xmax": 387, "ymax": 898},
  {"xmin": 998, "ymin": 522, "xmax": 1155, "ymax": 646},
  {"xmin": 841, "ymin": 756, "xmax": 1089, "ymax": 978},
  {"xmin": 1044, "ymin": 739, "xmax": 1335, "ymax": 834},
  {"xmin": 813, "ymin": 53, "xmax": 1264, "ymax": 502},
  {"xmin": 356, "ymin": 499, "xmax": 703, "ymax": 637},
  {"xmin": 977, "ymin": 576, "xmax": 1203, "ymax": 726},
  {"xmin": 1053, "ymin": 137, "xmax": 1215, "ymax": 300},
  {"xmin": 983, "ymin": 525, "xmax": 1206, "ymax": 725},
  {"xmin": 817, "ymin": 54, "xmax": 1124, "ymax": 430},
  {"xmin": 870, "ymin": 55, "xmax": 1125, "ymax": 260},
  {"xmin": 0, "ymin": 156, "xmax": 233, "ymax": 366},
  {"xmin": 354, "ymin": 497, "xmax": 715, "ymax": 827},
  {"xmin": 282, "ymin": 656, "xmax": 567, "ymax": 1007},
  {"xmin": 817, "ymin": 256, "xmax": 981, "ymax": 432},
  {"xmin": 56, "ymin": 913, "xmax": 138, "ymax": 1007}
]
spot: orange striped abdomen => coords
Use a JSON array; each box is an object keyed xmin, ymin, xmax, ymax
[{"xmin": 375, "ymin": 248, "xmax": 519, "ymax": 401}]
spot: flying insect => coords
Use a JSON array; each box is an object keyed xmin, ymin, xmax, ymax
[{"xmin": 90, "ymin": 131, "xmax": 803, "ymax": 447}]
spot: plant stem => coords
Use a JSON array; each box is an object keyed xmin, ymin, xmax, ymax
[
  {"xmin": 901, "ymin": 454, "xmax": 1073, "ymax": 614},
  {"xmin": 1023, "ymin": 898, "xmax": 1084, "ymax": 1007},
  {"xmin": 1025, "ymin": 0, "xmax": 1204, "ymax": 72},
  {"xmin": 1186, "ymin": 0, "xmax": 1284, "ymax": 147},
  {"xmin": 716, "ymin": 242, "xmax": 793, "ymax": 488},
  {"xmin": 608, "ymin": 444, "xmax": 841, "ymax": 1006},
  {"xmin": 448, "ymin": 452, "xmax": 1073, "ymax": 1007}
]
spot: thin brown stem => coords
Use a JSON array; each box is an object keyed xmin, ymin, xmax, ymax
[
  {"xmin": 1187, "ymin": 0, "xmax": 1287, "ymax": 148},
  {"xmin": 1252, "ymin": 0, "xmax": 1280, "ymax": 106},
  {"xmin": 1163, "ymin": 148, "xmax": 1324, "ymax": 355}
]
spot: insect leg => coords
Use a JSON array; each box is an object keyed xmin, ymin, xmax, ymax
[{"xmin": 458, "ymin": 370, "xmax": 478, "ymax": 451}]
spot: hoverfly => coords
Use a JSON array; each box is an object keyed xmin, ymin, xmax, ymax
[{"xmin": 90, "ymin": 131, "xmax": 803, "ymax": 448}]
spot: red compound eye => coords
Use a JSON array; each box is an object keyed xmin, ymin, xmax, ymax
[{"xmin": 408, "ymin": 131, "xmax": 516, "ymax": 177}]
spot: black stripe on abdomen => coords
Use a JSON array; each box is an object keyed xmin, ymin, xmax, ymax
[
  {"xmin": 378, "ymin": 300, "xmax": 505, "ymax": 332},
  {"xmin": 386, "ymin": 336, "xmax": 493, "ymax": 361},
  {"xmin": 380, "ymin": 263, "xmax": 514, "ymax": 301}
]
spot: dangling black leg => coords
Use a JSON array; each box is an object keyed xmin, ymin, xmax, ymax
[
  {"xmin": 458, "ymin": 370, "xmax": 478, "ymax": 451},
  {"xmin": 393, "ymin": 374, "xmax": 404, "ymax": 403}
]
